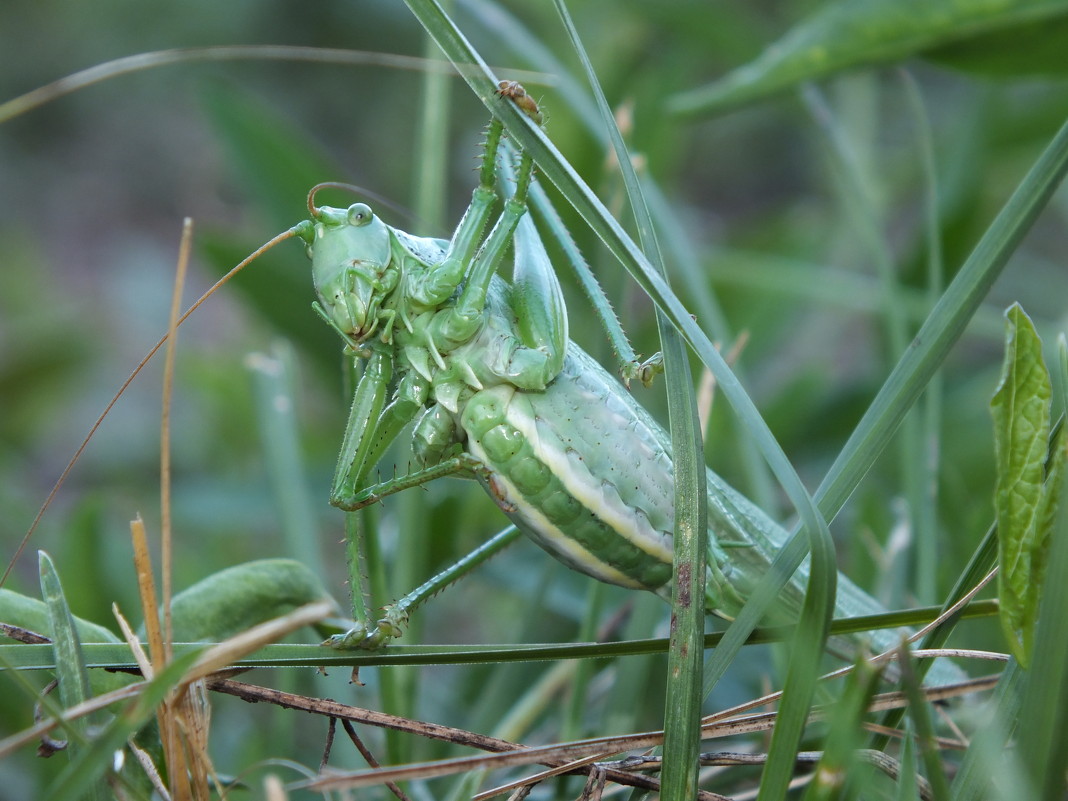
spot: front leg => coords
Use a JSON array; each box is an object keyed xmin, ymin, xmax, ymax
[
  {"xmin": 407, "ymin": 119, "xmax": 505, "ymax": 309},
  {"xmin": 330, "ymin": 354, "xmax": 427, "ymax": 509},
  {"xmin": 328, "ymin": 446, "xmax": 512, "ymax": 652}
]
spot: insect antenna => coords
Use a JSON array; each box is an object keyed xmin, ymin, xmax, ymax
[
  {"xmin": 308, "ymin": 182, "xmax": 432, "ymax": 234},
  {"xmin": 4, "ymin": 226, "xmax": 300, "ymax": 587}
]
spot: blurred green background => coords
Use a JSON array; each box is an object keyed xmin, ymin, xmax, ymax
[{"xmin": 2, "ymin": 0, "xmax": 1067, "ymax": 796}]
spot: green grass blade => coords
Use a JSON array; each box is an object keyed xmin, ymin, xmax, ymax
[
  {"xmin": 903, "ymin": 70, "xmax": 946, "ymax": 606},
  {"xmin": 45, "ymin": 650, "xmax": 202, "ymax": 801},
  {"xmin": 7, "ymin": 599, "xmax": 997, "ymax": 672},
  {"xmin": 896, "ymin": 724, "xmax": 920, "ymax": 801},
  {"xmin": 949, "ymin": 661, "xmax": 1029, "ymax": 801},
  {"xmin": 815, "ymin": 115, "xmax": 1068, "ymax": 524},
  {"xmin": 412, "ymin": 8, "xmax": 452, "ymax": 233},
  {"xmin": 247, "ymin": 344, "xmax": 325, "ymax": 579},
  {"xmin": 801, "ymin": 658, "xmax": 881, "ymax": 801},
  {"xmin": 546, "ymin": 4, "xmax": 706, "ymax": 797},
  {"xmin": 755, "ymin": 552, "xmax": 836, "ymax": 799},
  {"xmin": 668, "ymin": 0, "xmax": 1068, "ymax": 116},
  {"xmin": 39, "ymin": 552, "xmax": 93, "ymax": 723},
  {"xmin": 897, "ymin": 648, "xmax": 951, "ymax": 800},
  {"xmin": 400, "ymin": 0, "xmax": 827, "ymax": 541}
]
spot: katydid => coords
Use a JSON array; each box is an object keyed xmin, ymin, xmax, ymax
[{"xmin": 295, "ymin": 110, "xmax": 935, "ymax": 670}]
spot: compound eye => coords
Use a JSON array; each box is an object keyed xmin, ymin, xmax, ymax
[{"xmin": 347, "ymin": 203, "xmax": 374, "ymax": 226}]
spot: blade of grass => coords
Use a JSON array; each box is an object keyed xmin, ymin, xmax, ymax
[
  {"xmin": 667, "ymin": 0, "xmax": 1068, "ymax": 116},
  {"xmin": 901, "ymin": 68, "xmax": 946, "ymax": 607},
  {"xmin": 4, "ymin": 598, "xmax": 997, "ymax": 673},
  {"xmin": 815, "ymin": 114, "xmax": 1068, "ymax": 524},
  {"xmin": 949, "ymin": 661, "xmax": 1030, "ymax": 801},
  {"xmin": 38, "ymin": 552, "xmax": 94, "ymax": 729},
  {"xmin": 802, "ymin": 657, "xmax": 882, "ymax": 801},
  {"xmin": 896, "ymin": 724, "xmax": 920, "ymax": 801},
  {"xmin": 413, "ymin": 9, "xmax": 452, "ymax": 233},
  {"xmin": 246, "ymin": 345, "xmax": 325, "ymax": 579},
  {"xmin": 547, "ymin": 4, "xmax": 707, "ymax": 798},
  {"xmin": 400, "ymin": 0, "xmax": 829, "ymax": 541},
  {"xmin": 44, "ymin": 651, "xmax": 203, "ymax": 801},
  {"xmin": 0, "ymin": 45, "xmax": 551, "ymax": 125},
  {"xmin": 402, "ymin": 15, "xmax": 841, "ymax": 772},
  {"xmin": 897, "ymin": 645, "xmax": 951, "ymax": 800},
  {"xmin": 38, "ymin": 551, "xmax": 107, "ymax": 801}
]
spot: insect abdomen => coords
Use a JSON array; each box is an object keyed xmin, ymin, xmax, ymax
[{"xmin": 460, "ymin": 374, "xmax": 676, "ymax": 593}]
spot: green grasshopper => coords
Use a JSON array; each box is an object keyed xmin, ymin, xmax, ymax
[{"xmin": 294, "ymin": 108, "xmax": 913, "ymax": 661}]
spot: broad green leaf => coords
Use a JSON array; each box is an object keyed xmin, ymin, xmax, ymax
[
  {"xmin": 929, "ymin": 13, "xmax": 1068, "ymax": 77},
  {"xmin": 669, "ymin": 0, "xmax": 1068, "ymax": 116},
  {"xmin": 1015, "ymin": 441, "xmax": 1068, "ymax": 799},
  {"xmin": 990, "ymin": 303, "xmax": 1054, "ymax": 665},
  {"xmin": 166, "ymin": 558, "xmax": 334, "ymax": 642}
]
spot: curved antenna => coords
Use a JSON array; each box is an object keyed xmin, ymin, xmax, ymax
[
  {"xmin": 3, "ymin": 226, "xmax": 300, "ymax": 588},
  {"xmin": 307, "ymin": 181, "xmax": 420, "ymax": 227}
]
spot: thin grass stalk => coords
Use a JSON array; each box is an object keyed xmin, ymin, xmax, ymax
[
  {"xmin": 413, "ymin": 7, "xmax": 452, "ymax": 234},
  {"xmin": 948, "ymin": 661, "xmax": 1026, "ymax": 801},
  {"xmin": 897, "ymin": 647, "xmax": 951, "ymax": 800},
  {"xmin": 803, "ymin": 85, "xmax": 911, "ymax": 365},
  {"xmin": 160, "ymin": 217, "xmax": 191, "ymax": 665},
  {"xmin": 801, "ymin": 658, "xmax": 882, "ymax": 801},
  {"xmin": 159, "ymin": 217, "xmax": 196, "ymax": 801},
  {"xmin": 0, "ymin": 46, "xmax": 507, "ymax": 124},
  {"xmin": 804, "ymin": 82, "xmax": 922, "ymax": 606},
  {"xmin": 400, "ymin": 19, "xmax": 841, "ymax": 781},
  {"xmin": 247, "ymin": 344, "xmax": 324, "ymax": 577},
  {"xmin": 706, "ymin": 114, "xmax": 1068, "ymax": 715},
  {"xmin": 546, "ymin": 4, "xmax": 707, "ymax": 797},
  {"xmin": 813, "ymin": 115, "xmax": 1068, "ymax": 522},
  {"xmin": 897, "ymin": 725, "xmax": 920, "ymax": 801},
  {"xmin": 386, "ymin": 493, "xmax": 428, "ymax": 762},
  {"xmin": 561, "ymin": 580, "xmax": 607, "ymax": 744},
  {"xmin": 19, "ymin": 596, "xmax": 994, "ymax": 675},
  {"xmin": 900, "ymin": 70, "xmax": 945, "ymax": 607},
  {"xmin": 400, "ymin": 0, "xmax": 829, "ymax": 555},
  {"xmin": 245, "ymin": 342, "xmax": 322, "ymax": 762}
]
